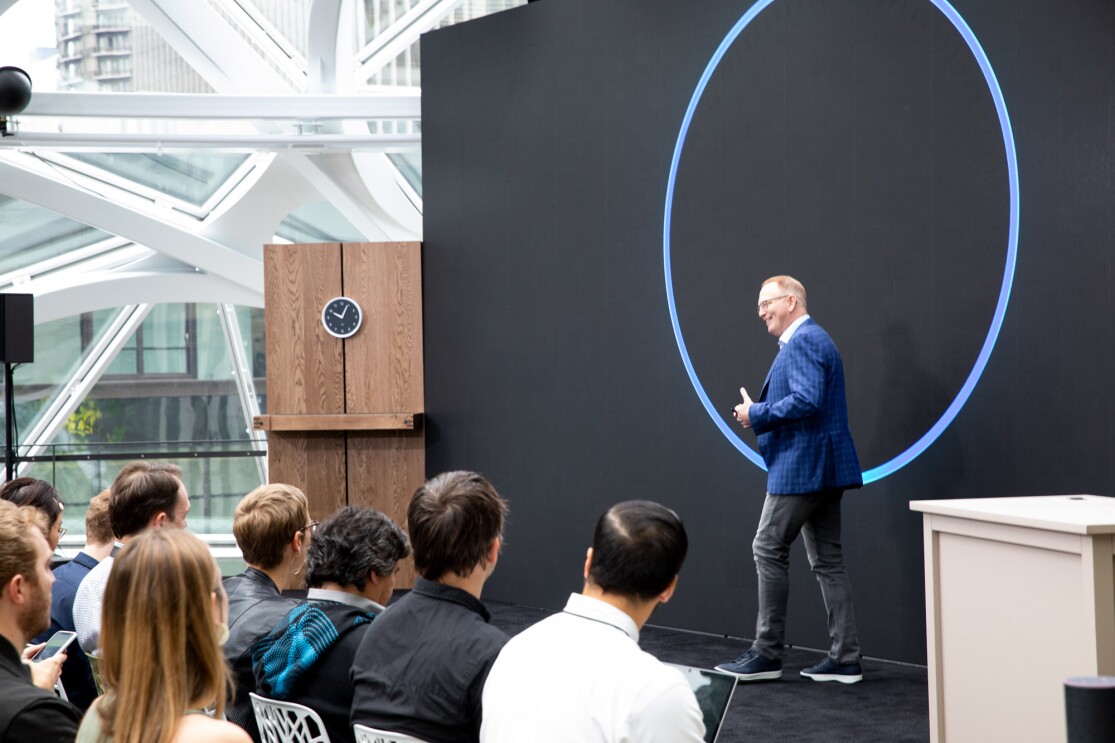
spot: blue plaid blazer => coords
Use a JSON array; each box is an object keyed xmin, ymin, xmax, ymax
[{"xmin": 749, "ymin": 318, "xmax": 862, "ymax": 495}]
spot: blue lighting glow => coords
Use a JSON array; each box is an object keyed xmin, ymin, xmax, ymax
[{"xmin": 663, "ymin": 0, "xmax": 1019, "ymax": 484}]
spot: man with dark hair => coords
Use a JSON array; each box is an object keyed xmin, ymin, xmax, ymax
[
  {"xmin": 224, "ymin": 483, "xmax": 313, "ymax": 741},
  {"xmin": 480, "ymin": 501, "xmax": 704, "ymax": 742},
  {"xmin": 0, "ymin": 500, "xmax": 82, "ymax": 741},
  {"xmin": 350, "ymin": 471, "xmax": 510, "ymax": 743},
  {"xmin": 251, "ymin": 506, "xmax": 410, "ymax": 743},
  {"xmin": 73, "ymin": 461, "xmax": 188, "ymax": 652},
  {"xmin": 33, "ymin": 490, "xmax": 113, "ymax": 710}
]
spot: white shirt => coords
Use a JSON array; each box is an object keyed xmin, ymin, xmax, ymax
[
  {"xmin": 778, "ymin": 313, "xmax": 811, "ymax": 346},
  {"xmin": 480, "ymin": 593, "xmax": 705, "ymax": 743},
  {"xmin": 72, "ymin": 551, "xmax": 116, "ymax": 653}
]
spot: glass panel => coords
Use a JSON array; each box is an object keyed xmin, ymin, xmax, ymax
[
  {"xmin": 222, "ymin": 0, "xmax": 311, "ymax": 57},
  {"xmin": 63, "ymin": 153, "xmax": 249, "ymax": 207},
  {"xmin": 235, "ymin": 305, "xmax": 267, "ymax": 414},
  {"xmin": 141, "ymin": 304, "xmax": 189, "ymax": 375},
  {"xmin": 387, "ymin": 152, "xmax": 422, "ymax": 197},
  {"xmin": 0, "ymin": 197, "xmax": 114, "ymax": 275},
  {"xmin": 276, "ymin": 201, "xmax": 366, "ymax": 243},
  {"xmin": 10, "ymin": 310, "xmax": 119, "ymax": 437},
  {"xmin": 22, "ymin": 452, "xmax": 264, "ymax": 537}
]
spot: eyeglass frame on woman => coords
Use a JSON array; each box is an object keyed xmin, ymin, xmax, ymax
[
  {"xmin": 294, "ymin": 520, "xmax": 318, "ymax": 538},
  {"xmin": 757, "ymin": 295, "xmax": 790, "ymax": 314}
]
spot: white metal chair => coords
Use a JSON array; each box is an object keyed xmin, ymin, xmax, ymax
[
  {"xmin": 352, "ymin": 723, "xmax": 429, "ymax": 743},
  {"xmin": 250, "ymin": 692, "xmax": 331, "ymax": 743}
]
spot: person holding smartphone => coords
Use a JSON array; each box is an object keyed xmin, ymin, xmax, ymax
[{"xmin": 0, "ymin": 500, "xmax": 82, "ymax": 741}]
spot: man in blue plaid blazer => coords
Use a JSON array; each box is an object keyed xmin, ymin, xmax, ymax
[{"xmin": 716, "ymin": 275, "xmax": 865, "ymax": 685}]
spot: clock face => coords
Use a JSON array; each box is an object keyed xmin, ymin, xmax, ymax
[{"xmin": 321, "ymin": 296, "xmax": 363, "ymax": 338}]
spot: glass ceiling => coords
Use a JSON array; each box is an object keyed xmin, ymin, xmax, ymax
[
  {"xmin": 277, "ymin": 201, "xmax": 366, "ymax": 244},
  {"xmin": 64, "ymin": 152, "xmax": 251, "ymax": 208},
  {"xmin": 0, "ymin": 196, "xmax": 113, "ymax": 274}
]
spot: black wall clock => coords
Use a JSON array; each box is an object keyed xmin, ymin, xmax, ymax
[{"xmin": 321, "ymin": 296, "xmax": 363, "ymax": 338}]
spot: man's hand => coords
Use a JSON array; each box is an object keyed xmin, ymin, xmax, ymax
[
  {"xmin": 22, "ymin": 645, "xmax": 66, "ymax": 691},
  {"xmin": 733, "ymin": 387, "xmax": 753, "ymax": 428}
]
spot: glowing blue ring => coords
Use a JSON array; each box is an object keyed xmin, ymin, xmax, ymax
[{"xmin": 663, "ymin": 0, "xmax": 1019, "ymax": 484}]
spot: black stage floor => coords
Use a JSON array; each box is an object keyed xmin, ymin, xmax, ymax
[{"xmin": 486, "ymin": 600, "xmax": 929, "ymax": 743}]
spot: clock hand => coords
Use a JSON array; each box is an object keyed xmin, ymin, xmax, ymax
[
  {"xmin": 340, "ymin": 304, "xmax": 349, "ymax": 318},
  {"xmin": 332, "ymin": 312, "xmax": 345, "ymax": 319}
]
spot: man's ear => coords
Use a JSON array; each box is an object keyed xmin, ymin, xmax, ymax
[
  {"xmin": 486, "ymin": 536, "xmax": 501, "ymax": 569},
  {"xmin": 657, "ymin": 575, "xmax": 680, "ymax": 605},
  {"xmin": 4, "ymin": 575, "xmax": 26, "ymax": 606},
  {"xmin": 583, "ymin": 548, "xmax": 593, "ymax": 580},
  {"xmin": 152, "ymin": 511, "xmax": 168, "ymax": 528}
]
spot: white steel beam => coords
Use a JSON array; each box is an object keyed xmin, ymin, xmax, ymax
[
  {"xmin": 207, "ymin": 0, "xmax": 306, "ymax": 83},
  {"xmin": 352, "ymin": 152, "xmax": 423, "ymax": 235},
  {"xmin": 0, "ymin": 131, "xmax": 419, "ymax": 151},
  {"xmin": 0, "ymin": 153, "xmax": 263, "ymax": 294},
  {"xmin": 22, "ymin": 91, "xmax": 420, "ymax": 120},
  {"xmin": 0, "ymin": 237, "xmax": 137, "ymax": 290},
  {"xmin": 306, "ymin": 0, "xmax": 347, "ymax": 94},
  {"xmin": 17, "ymin": 304, "xmax": 152, "ymax": 473},
  {"xmin": 356, "ymin": 0, "xmax": 463, "ymax": 81},
  {"xmin": 127, "ymin": 0, "xmax": 294, "ymax": 94},
  {"xmin": 31, "ymin": 271, "xmax": 262, "ymax": 325},
  {"xmin": 217, "ymin": 303, "xmax": 267, "ymax": 482},
  {"xmin": 279, "ymin": 151, "xmax": 395, "ymax": 240}
]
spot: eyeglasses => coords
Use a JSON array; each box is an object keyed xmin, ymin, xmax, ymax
[
  {"xmin": 295, "ymin": 520, "xmax": 318, "ymax": 537},
  {"xmin": 757, "ymin": 295, "xmax": 790, "ymax": 314}
]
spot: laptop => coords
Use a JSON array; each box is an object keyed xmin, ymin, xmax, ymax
[{"xmin": 667, "ymin": 664, "xmax": 737, "ymax": 743}]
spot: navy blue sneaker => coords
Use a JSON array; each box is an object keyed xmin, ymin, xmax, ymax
[
  {"xmin": 800, "ymin": 656, "xmax": 863, "ymax": 684},
  {"xmin": 715, "ymin": 647, "xmax": 783, "ymax": 681}
]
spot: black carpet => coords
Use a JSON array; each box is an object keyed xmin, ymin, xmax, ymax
[{"xmin": 486, "ymin": 601, "xmax": 929, "ymax": 743}]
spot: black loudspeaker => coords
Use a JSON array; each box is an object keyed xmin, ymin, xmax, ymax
[
  {"xmin": 0, "ymin": 294, "xmax": 33, "ymax": 363},
  {"xmin": 1065, "ymin": 677, "xmax": 1115, "ymax": 742}
]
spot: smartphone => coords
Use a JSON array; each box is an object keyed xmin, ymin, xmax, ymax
[{"xmin": 32, "ymin": 630, "xmax": 77, "ymax": 661}]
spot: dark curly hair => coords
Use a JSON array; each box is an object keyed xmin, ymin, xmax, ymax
[{"xmin": 304, "ymin": 506, "xmax": 410, "ymax": 590}]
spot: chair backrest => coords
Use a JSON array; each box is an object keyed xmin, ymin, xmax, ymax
[
  {"xmin": 352, "ymin": 723, "xmax": 429, "ymax": 743},
  {"xmin": 250, "ymin": 692, "xmax": 331, "ymax": 743}
]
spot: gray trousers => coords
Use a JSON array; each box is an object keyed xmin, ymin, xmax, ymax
[{"xmin": 752, "ymin": 489, "xmax": 861, "ymax": 664}]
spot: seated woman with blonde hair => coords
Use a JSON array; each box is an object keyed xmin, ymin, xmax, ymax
[{"xmin": 78, "ymin": 528, "xmax": 249, "ymax": 743}]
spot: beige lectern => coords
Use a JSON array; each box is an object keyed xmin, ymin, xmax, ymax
[{"xmin": 910, "ymin": 495, "xmax": 1115, "ymax": 743}]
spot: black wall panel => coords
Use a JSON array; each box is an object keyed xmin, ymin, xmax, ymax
[{"xmin": 421, "ymin": 0, "xmax": 1115, "ymax": 663}]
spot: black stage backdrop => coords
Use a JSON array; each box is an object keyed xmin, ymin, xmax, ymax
[{"xmin": 421, "ymin": 0, "xmax": 1115, "ymax": 664}]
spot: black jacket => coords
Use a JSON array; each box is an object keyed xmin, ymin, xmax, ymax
[
  {"xmin": 223, "ymin": 568, "xmax": 299, "ymax": 743},
  {"xmin": 0, "ymin": 635, "xmax": 81, "ymax": 743},
  {"xmin": 350, "ymin": 579, "xmax": 508, "ymax": 743},
  {"xmin": 251, "ymin": 590, "xmax": 381, "ymax": 743}
]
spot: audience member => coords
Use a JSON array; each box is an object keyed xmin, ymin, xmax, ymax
[
  {"xmin": 480, "ymin": 500, "xmax": 704, "ymax": 742},
  {"xmin": 72, "ymin": 462, "xmax": 189, "ymax": 653},
  {"xmin": 76, "ymin": 528, "xmax": 249, "ymax": 743},
  {"xmin": 350, "ymin": 471, "xmax": 510, "ymax": 743},
  {"xmin": 33, "ymin": 490, "xmax": 114, "ymax": 711},
  {"xmin": 251, "ymin": 506, "xmax": 410, "ymax": 743},
  {"xmin": 223, "ymin": 483, "xmax": 312, "ymax": 741},
  {"xmin": 0, "ymin": 499, "xmax": 81, "ymax": 741},
  {"xmin": 0, "ymin": 477, "xmax": 66, "ymax": 551}
]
